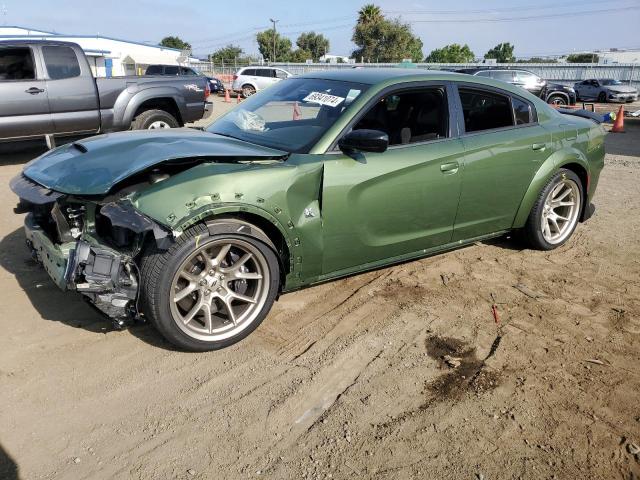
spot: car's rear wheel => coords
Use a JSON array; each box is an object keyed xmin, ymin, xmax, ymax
[
  {"xmin": 597, "ymin": 92, "xmax": 607, "ymax": 103},
  {"xmin": 242, "ymin": 84, "xmax": 256, "ymax": 98},
  {"xmin": 547, "ymin": 95, "xmax": 567, "ymax": 106},
  {"xmin": 132, "ymin": 109, "xmax": 180, "ymax": 130},
  {"xmin": 523, "ymin": 169, "xmax": 583, "ymax": 250},
  {"xmin": 140, "ymin": 222, "xmax": 280, "ymax": 351}
]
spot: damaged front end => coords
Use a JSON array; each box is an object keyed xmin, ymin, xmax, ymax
[{"xmin": 11, "ymin": 174, "xmax": 170, "ymax": 327}]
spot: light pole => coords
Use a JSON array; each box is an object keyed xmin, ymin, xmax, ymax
[{"xmin": 269, "ymin": 18, "xmax": 279, "ymax": 63}]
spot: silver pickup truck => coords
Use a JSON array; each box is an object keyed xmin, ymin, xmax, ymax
[{"xmin": 0, "ymin": 40, "xmax": 212, "ymax": 144}]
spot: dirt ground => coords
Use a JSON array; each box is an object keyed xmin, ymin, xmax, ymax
[{"xmin": 1, "ymin": 103, "xmax": 639, "ymax": 480}]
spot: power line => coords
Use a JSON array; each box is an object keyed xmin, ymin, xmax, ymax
[{"xmin": 386, "ymin": 0, "xmax": 633, "ymax": 15}]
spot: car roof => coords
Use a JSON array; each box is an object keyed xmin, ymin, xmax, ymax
[
  {"xmin": 0, "ymin": 39, "xmax": 82, "ymax": 48},
  {"xmin": 298, "ymin": 67, "xmax": 467, "ymax": 85}
]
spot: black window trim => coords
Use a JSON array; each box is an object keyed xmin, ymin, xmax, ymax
[
  {"xmin": 451, "ymin": 82, "xmax": 539, "ymax": 137},
  {"xmin": 41, "ymin": 45, "xmax": 81, "ymax": 80},
  {"xmin": 327, "ymin": 80, "xmax": 459, "ymax": 154},
  {"xmin": 0, "ymin": 45, "xmax": 38, "ymax": 82}
]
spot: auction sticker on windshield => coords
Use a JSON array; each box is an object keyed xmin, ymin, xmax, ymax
[{"xmin": 303, "ymin": 92, "xmax": 345, "ymax": 108}]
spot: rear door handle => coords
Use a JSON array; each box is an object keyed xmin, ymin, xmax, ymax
[
  {"xmin": 25, "ymin": 87, "xmax": 45, "ymax": 95},
  {"xmin": 532, "ymin": 143, "xmax": 547, "ymax": 151},
  {"xmin": 440, "ymin": 161, "xmax": 459, "ymax": 174}
]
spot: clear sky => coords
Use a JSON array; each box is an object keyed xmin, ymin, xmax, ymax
[{"xmin": 2, "ymin": 0, "xmax": 639, "ymax": 59}]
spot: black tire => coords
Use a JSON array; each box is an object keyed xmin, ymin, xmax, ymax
[
  {"xmin": 597, "ymin": 92, "xmax": 607, "ymax": 103},
  {"xmin": 523, "ymin": 169, "xmax": 584, "ymax": 251},
  {"xmin": 131, "ymin": 109, "xmax": 180, "ymax": 130},
  {"xmin": 139, "ymin": 222, "xmax": 280, "ymax": 351},
  {"xmin": 242, "ymin": 84, "xmax": 256, "ymax": 98},
  {"xmin": 547, "ymin": 95, "xmax": 567, "ymax": 106}
]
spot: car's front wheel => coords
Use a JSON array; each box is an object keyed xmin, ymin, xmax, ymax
[
  {"xmin": 547, "ymin": 95, "xmax": 567, "ymax": 106},
  {"xmin": 140, "ymin": 222, "xmax": 280, "ymax": 351},
  {"xmin": 523, "ymin": 169, "xmax": 583, "ymax": 250}
]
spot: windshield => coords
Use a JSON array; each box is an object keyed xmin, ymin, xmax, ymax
[
  {"xmin": 207, "ymin": 78, "xmax": 369, "ymax": 153},
  {"xmin": 602, "ymin": 79, "xmax": 623, "ymax": 85}
]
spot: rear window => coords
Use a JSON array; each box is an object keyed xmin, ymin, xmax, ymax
[
  {"xmin": 0, "ymin": 47, "xmax": 35, "ymax": 80},
  {"xmin": 459, "ymin": 88, "xmax": 514, "ymax": 133},
  {"xmin": 145, "ymin": 65, "xmax": 163, "ymax": 75},
  {"xmin": 42, "ymin": 46, "xmax": 80, "ymax": 80}
]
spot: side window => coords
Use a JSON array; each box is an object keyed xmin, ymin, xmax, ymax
[
  {"xmin": 492, "ymin": 71, "xmax": 515, "ymax": 82},
  {"xmin": 475, "ymin": 71, "xmax": 492, "ymax": 78},
  {"xmin": 243, "ymin": 69, "xmax": 256, "ymax": 76},
  {"xmin": 275, "ymin": 69, "xmax": 288, "ymax": 79},
  {"xmin": 353, "ymin": 87, "xmax": 448, "ymax": 146},
  {"xmin": 256, "ymin": 69, "xmax": 273, "ymax": 78},
  {"xmin": 42, "ymin": 46, "xmax": 81, "ymax": 80},
  {"xmin": 459, "ymin": 88, "xmax": 514, "ymax": 133},
  {"xmin": 164, "ymin": 66, "xmax": 179, "ymax": 75},
  {"xmin": 180, "ymin": 67, "xmax": 197, "ymax": 76},
  {"xmin": 0, "ymin": 47, "xmax": 35, "ymax": 80},
  {"xmin": 512, "ymin": 97, "xmax": 532, "ymax": 125},
  {"xmin": 145, "ymin": 65, "xmax": 162, "ymax": 75}
]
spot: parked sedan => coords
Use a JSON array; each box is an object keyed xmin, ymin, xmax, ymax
[
  {"xmin": 574, "ymin": 79, "xmax": 638, "ymax": 103},
  {"xmin": 11, "ymin": 69, "xmax": 605, "ymax": 351}
]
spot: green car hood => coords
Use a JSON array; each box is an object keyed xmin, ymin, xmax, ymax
[{"xmin": 22, "ymin": 129, "xmax": 288, "ymax": 195}]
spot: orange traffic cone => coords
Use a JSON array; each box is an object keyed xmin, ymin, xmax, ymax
[
  {"xmin": 292, "ymin": 101, "xmax": 301, "ymax": 121},
  {"xmin": 611, "ymin": 105, "xmax": 625, "ymax": 133},
  {"xmin": 224, "ymin": 88, "xmax": 231, "ymax": 103},
  {"xmin": 237, "ymin": 93, "xmax": 241, "ymax": 104}
]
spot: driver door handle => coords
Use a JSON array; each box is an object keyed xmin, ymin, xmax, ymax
[{"xmin": 25, "ymin": 87, "xmax": 45, "ymax": 95}]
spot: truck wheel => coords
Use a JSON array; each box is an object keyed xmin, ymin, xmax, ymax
[
  {"xmin": 523, "ymin": 169, "xmax": 583, "ymax": 251},
  {"xmin": 132, "ymin": 109, "xmax": 180, "ymax": 130},
  {"xmin": 139, "ymin": 222, "xmax": 280, "ymax": 351},
  {"xmin": 242, "ymin": 85, "xmax": 256, "ymax": 98}
]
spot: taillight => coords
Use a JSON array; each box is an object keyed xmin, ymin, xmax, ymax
[
  {"xmin": 205, "ymin": 83, "xmax": 211, "ymax": 99},
  {"xmin": 233, "ymin": 74, "xmax": 238, "ymax": 81}
]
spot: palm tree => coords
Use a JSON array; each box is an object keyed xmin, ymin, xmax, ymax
[{"xmin": 358, "ymin": 4, "xmax": 383, "ymax": 24}]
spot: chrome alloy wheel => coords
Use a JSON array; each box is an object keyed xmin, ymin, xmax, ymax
[
  {"xmin": 169, "ymin": 239, "xmax": 270, "ymax": 342},
  {"xmin": 148, "ymin": 120, "xmax": 171, "ymax": 129},
  {"xmin": 540, "ymin": 178, "xmax": 581, "ymax": 245}
]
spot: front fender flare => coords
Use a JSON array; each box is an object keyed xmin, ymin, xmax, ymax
[{"xmin": 512, "ymin": 149, "xmax": 590, "ymax": 228}]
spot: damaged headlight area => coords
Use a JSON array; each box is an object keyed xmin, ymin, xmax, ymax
[{"xmin": 11, "ymin": 174, "xmax": 172, "ymax": 328}]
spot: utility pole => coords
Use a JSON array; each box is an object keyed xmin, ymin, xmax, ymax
[
  {"xmin": 269, "ymin": 18, "xmax": 279, "ymax": 63},
  {"xmin": 1, "ymin": 4, "xmax": 7, "ymax": 26}
]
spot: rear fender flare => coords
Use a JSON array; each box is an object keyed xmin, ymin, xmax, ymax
[
  {"xmin": 512, "ymin": 148, "xmax": 590, "ymax": 228},
  {"xmin": 113, "ymin": 87, "xmax": 186, "ymax": 129}
]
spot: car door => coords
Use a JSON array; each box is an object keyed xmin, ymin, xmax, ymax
[
  {"xmin": 321, "ymin": 84, "xmax": 464, "ymax": 274},
  {"xmin": 582, "ymin": 80, "xmax": 599, "ymax": 99},
  {"xmin": 0, "ymin": 44, "xmax": 54, "ymax": 139},
  {"xmin": 451, "ymin": 84, "xmax": 551, "ymax": 241},
  {"xmin": 256, "ymin": 69, "xmax": 277, "ymax": 90},
  {"xmin": 41, "ymin": 44, "xmax": 100, "ymax": 135}
]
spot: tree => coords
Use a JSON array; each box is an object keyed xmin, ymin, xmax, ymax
[
  {"xmin": 287, "ymin": 48, "xmax": 312, "ymax": 63},
  {"xmin": 566, "ymin": 53, "xmax": 598, "ymax": 63},
  {"xmin": 160, "ymin": 36, "xmax": 191, "ymax": 51},
  {"xmin": 425, "ymin": 44, "xmax": 474, "ymax": 63},
  {"xmin": 516, "ymin": 57, "xmax": 558, "ymax": 64},
  {"xmin": 358, "ymin": 4, "xmax": 383, "ymax": 24},
  {"xmin": 209, "ymin": 45, "xmax": 244, "ymax": 64},
  {"xmin": 256, "ymin": 29, "xmax": 292, "ymax": 62},
  {"xmin": 352, "ymin": 5, "xmax": 423, "ymax": 62},
  {"xmin": 484, "ymin": 42, "xmax": 515, "ymax": 63},
  {"xmin": 296, "ymin": 32, "xmax": 330, "ymax": 61}
]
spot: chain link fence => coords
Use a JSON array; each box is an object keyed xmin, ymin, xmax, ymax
[{"xmin": 185, "ymin": 60, "xmax": 640, "ymax": 89}]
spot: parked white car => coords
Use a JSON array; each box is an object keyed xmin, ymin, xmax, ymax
[
  {"xmin": 232, "ymin": 66, "xmax": 292, "ymax": 97},
  {"xmin": 574, "ymin": 79, "xmax": 638, "ymax": 103}
]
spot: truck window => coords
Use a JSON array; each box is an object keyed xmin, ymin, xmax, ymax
[
  {"xmin": 180, "ymin": 67, "xmax": 198, "ymax": 76},
  {"xmin": 145, "ymin": 65, "xmax": 163, "ymax": 75},
  {"xmin": 0, "ymin": 47, "xmax": 35, "ymax": 80},
  {"xmin": 42, "ymin": 46, "xmax": 81, "ymax": 80},
  {"xmin": 164, "ymin": 66, "xmax": 179, "ymax": 75}
]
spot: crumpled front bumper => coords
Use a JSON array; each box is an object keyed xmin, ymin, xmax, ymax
[{"xmin": 24, "ymin": 213, "xmax": 139, "ymax": 323}]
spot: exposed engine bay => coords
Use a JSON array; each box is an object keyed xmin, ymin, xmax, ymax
[{"xmin": 11, "ymin": 171, "xmax": 174, "ymax": 327}]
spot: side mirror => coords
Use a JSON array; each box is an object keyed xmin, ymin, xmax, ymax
[{"xmin": 339, "ymin": 129, "xmax": 389, "ymax": 154}]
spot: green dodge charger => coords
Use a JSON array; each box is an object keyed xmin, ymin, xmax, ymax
[{"xmin": 11, "ymin": 69, "xmax": 605, "ymax": 351}]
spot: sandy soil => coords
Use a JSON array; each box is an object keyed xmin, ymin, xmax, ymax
[{"xmin": 0, "ymin": 111, "xmax": 639, "ymax": 480}]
